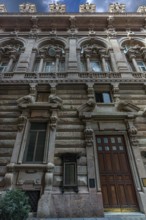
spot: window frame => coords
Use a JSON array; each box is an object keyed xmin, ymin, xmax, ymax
[
  {"xmin": 95, "ymin": 91, "xmax": 112, "ymax": 104},
  {"xmin": 62, "ymin": 154, "xmax": 78, "ymax": 193},
  {"xmin": 18, "ymin": 119, "xmax": 50, "ymax": 164}
]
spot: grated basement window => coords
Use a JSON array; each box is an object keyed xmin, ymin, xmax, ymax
[{"xmin": 25, "ymin": 191, "xmax": 40, "ymax": 212}]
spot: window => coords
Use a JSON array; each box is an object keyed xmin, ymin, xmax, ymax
[
  {"xmin": 137, "ymin": 61, "xmax": 146, "ymax": 72},
  {"xmin": 37, "ymin": 92, "xmax": 49, "ymax": 102},
  {"xmin": 90, "ymin": 60, "xmax": 101, "ymax": 72},
  {"xmin": 95, "ymin": 92, "xmax": 111, "ymax": 103},
  {"xmin": 43, "ymin": 61, "xmax": 56, "ymax": 72},
  {"xmin": 0, "ymin": 61, "xmax": 8, "ymax": 73},
  {"xmin": 62, "ymin": 154, "xmax": 78, "ymax": 193},
  {"xmin": 23, "ymin": 122, "xmax": 47, "ymax": 163}
]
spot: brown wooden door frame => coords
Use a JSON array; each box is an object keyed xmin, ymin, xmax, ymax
[{"xmin": 96, "ymin": 135, "xmax": 139, "ymax": 212}]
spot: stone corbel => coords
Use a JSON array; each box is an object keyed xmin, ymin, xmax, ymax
[
  {"xmin": 48, "ymin": 94, "xmax": 63, "ymax": 106},
  {"xmin": 4, "ymin": 163, "xmax": 15, "ymax": 190},
  {"xmin": 126, "ymin": 118, "xmax": 138, "ymax": 147},
  {"xmin": 17, "ymin": 114, "xmax": 27, "ymax": 131},
  {"xmin": 116, "ymin": 100, "xmax": 140, "ymax": 113},
  {"xmin": 106, "ymin": 28, "xmax": 117, "ymax": 38},
  {"xmin": 44, "ymin": 163, "xmax": 54, "ymax": 191},
  {"xmin": 78, "ymin": 99, "xmax": 96, "ymax": 113},
  {"xmin": 50, "ymin": 111, "xmax": 58, "ymax": 130},
  {"xmin": 84, "ymin": 128, "xmax": 94, "ymax": 147},
  {"xmin": 17, "ymin": 83, "xmax": 37, "ymax": 108}
]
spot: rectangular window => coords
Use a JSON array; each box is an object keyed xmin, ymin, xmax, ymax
[
  {"xmin": 59, "ymin": 61, "xmax": 65, "ymax": 72},
  {"xmin": 80, "ymin": 61, "xmax": 87, "ymax": 72},
  {"xmin": 137, "ymin": 61, "xmax": 146, "ymax": 72},
  {"xmin": 62, "ymin": 154, "xmax": 78, "ymax": 192},
  {"xmin": 23, "ymin": 122, "xmax": 47, "ymax": 163},
  {"xmin": 95, "ymin": 92, "xmax": 111, "ymax": 103},
  {"xmin": 37, "ymin": 92, "xmax": 49, "ymax": 102},
  {"xmin": 0, "ymin": 61, "xmax": 8, "ymax": 73},
  {"xmin": 43, "ymin": 61, "xmax": 55, "ymax": 72},
  {"xmin": 90, "ymin": 61, "xmax": 101, "ymax": 72}
]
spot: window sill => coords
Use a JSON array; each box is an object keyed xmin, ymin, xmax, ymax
[{"xmin": 96, "ymin": 103, "xmax": 115, "ymax": 106}]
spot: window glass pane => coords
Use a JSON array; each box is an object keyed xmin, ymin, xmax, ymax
[
  {"xmin": 105, "ymin": 61, "xmax": 111, "ymax": 72},
  {"xmin": 98, "ymin": 146, "xmax": 102, "ymax": 151},
  {"xmin": 81, "ymin": 61, "xmax": 86, "ymax": 72},
  {"xmin": 25, "ymin": 131, "xmax": 37, "ymax": 162},
  {"xmin": 59, "ymin": 61, "xmax": 65, "ymax": 71},
  {"xmin": 105, "ymin": 146, "xmax": 110, "ymax": 151},
  {"xmin": 91, "ymin": 61, "xmax": 101, "ymax": 72},
  {"xmin": 112, "ymin": 146, "xmax": 117, "ymax": 151},
  {"xmin": 111, "ymin": 137, "xmax": 115, "ymax": 143},
  {"xmin": 119, "ymin": 146, "xmax": 124, "ymax": 151},
  {"xmin": 117, "ymin": 137, "xmax": 122, "ymax": 143},
  {"xmin": 34, "ymin": 61, "xmax": 39, "ymax": 72},
  {"xmin": 95, "ymin": 92, "xmax": 103, "ymax": 102},
  {"xmin": 65, "ymin": 163, "xmax": 76, "ymax": 185},
  {"xmin": 104, "ymin": 138, "xmax": 108, "ymax": 143},
  {"xmin": 31, "ymin": 123, "xmax": 47, "ymax": 130},
  {"xmin": 103, "ymin": 92, "xmax": 111, "ymax": 103},
  {"xmin": 97, "ymin": 138, "xmax": 101, "ymax": 143},
  {"xmin": 35, "ymin": 131, "xmax": 46, "ymax": 162},
  {"xmin": 44, "ymin": 61, "xmax": 55, "ymax": 72}
]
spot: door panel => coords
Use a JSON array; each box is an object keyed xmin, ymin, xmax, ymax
[{"xmin": 96, "ymin": 135, "xmax": 139, "ymax": 212}]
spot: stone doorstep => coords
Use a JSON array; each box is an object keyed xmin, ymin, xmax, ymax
[{"xmin": 27, "ymin": 215, "xmax": 146, "ymax": 220}]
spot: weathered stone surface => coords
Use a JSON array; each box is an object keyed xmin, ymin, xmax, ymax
[
  {"xmin": 0, "ymin": 148, "xmax": 13, "ymax": 156},
  {"xmin": 55, "ymin": 140, "xmax": 85, "ymax": 148},
  {"xmin": 0, "ymin": 132, "xmax": 16, "ymax": 139},
  {"xmin": 0, "ymin": 125, "xmax": 17, "ymax": 131},
  {"xmin": 50, "ymin": 192, "xmax": 103, "ymax": 217},
  {"xmin": 0, "ymin": 157, "xmax": 10, "ymax": 165},
  {"xmin": 0, "ymin": 140, "xmax": 15, "ymax": 147}
]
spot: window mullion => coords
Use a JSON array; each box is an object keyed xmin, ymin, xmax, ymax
[{"xmin": 33, "ymin": 131, "xmax": 39, "ymax": 162}]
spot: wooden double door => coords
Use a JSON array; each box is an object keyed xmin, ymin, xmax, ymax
[{"xmin": 96, "ymin": 135, "xmax": 139, "ymax": 212}]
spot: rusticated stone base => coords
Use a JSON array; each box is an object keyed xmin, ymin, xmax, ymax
[{"xmin": 37, "ymin": 192, "xmax": 103, "ymax": 218}]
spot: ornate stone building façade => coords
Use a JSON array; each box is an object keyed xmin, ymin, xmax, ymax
[{"xmin": 0, "ymin": 2, "xmax": 146, "ymax": 218}]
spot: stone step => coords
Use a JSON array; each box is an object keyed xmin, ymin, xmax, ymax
[{"xmin": 27, "ymin": 214, "xmax": 146, "ymax": 220}]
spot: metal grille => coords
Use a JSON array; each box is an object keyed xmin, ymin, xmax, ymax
[{"xmin": 25, "ymin": 191, "xmax": 40, "ymax": 212}]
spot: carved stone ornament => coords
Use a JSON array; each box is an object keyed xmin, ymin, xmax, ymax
[
  {"xmin": 49, "ymin": 3, "xmax": 66, "ymax": 13},
  {"xmin": 0, "ymin": 44, "xmax": 22, "ymax": 57},
  {"xmin": 48, "ymin": 94, "xmax": 63, "ymax": 105},
  {"xmin": 45, "ymin": 163, "xmax": 54, "ymax": 191},
  {"xmin": 78, "ymin": 98, "xmax": 96, "ymax": 113},
  {"xmin": 4, "ymin": 163, "xmax": 15, "ymax": 189},
  {"xmin": 19, "ymin": 3, "xmax": 37, "ymax": 13},
  {"xmin": 17, "ymin": 94, "xmax": 35, "ymax": 108},
  {"xmin": 79, "ymin": 3, "xmax": 96, "ymax": 13},
  {"xmin": 137, "ymin": 6, "xmax": 146, "ymax": 13},
  {"xmin": 126, "ymin": 120, "xmax": 138, "ymax": 147},
  {"xmin": 50, "ymin": 111, "xmax": 58, "ymax": 129},
  {"xmin": 116, "ymin": 101, "xmax": 140, "ymax": 112},
  {"xmin": 17, "ymin": 114, "xmax": 27, "ymax": 131},
  {"xmin": 17, "ymin": 83, "xmax": 37, "ymax": 108},
  {"xmin": 106, "ymin": 28, "xmax": 117, "ymax": 38},
  {"xmin": 108, "ymin": 3, "xmax": 126, "ymax": 13},
  {"xmin": 84, "ymin": 128, "xmax": 94, "ymax": 147}
]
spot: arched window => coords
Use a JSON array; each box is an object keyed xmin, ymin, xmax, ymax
[
  {"xmin": 34, "ymin": 42, "xmax": 65, "ymax": 73},
  {"xmin": 0, "ymin": 41, "xmax": 23, "ymax": 73},
  {"xmin": 122, "ymin": 40, "xmax": 146, "ymax": 72},
  {"xmin": 80, "ymin": 41, "xmax": 112, "ymax": 72}
]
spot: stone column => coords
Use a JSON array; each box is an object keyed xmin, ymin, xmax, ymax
[
  {"xmin": 5, "ymin": 54, "xmax": 16, "ymax": 72},
  {"xmin": 85, "ymin": 54, "xmax": 91, "ymax": 72},
  {"xmin": 38, "ymin": 54, "xmax": 44, "ymax": 73},
  {"xmin": 100, "ymin": 54, "xmax": 107, "ymax": 72},
  {"xmin": 87, "ymin": 83, "xmax": 95, "ymax": 99},
  {"xmin": 55, "ymin": 54, "xmax": 60, "ymax": 72},
  {"xmin": 128, "ymin": 53, "xmax": 140, "ymax": 72}
]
